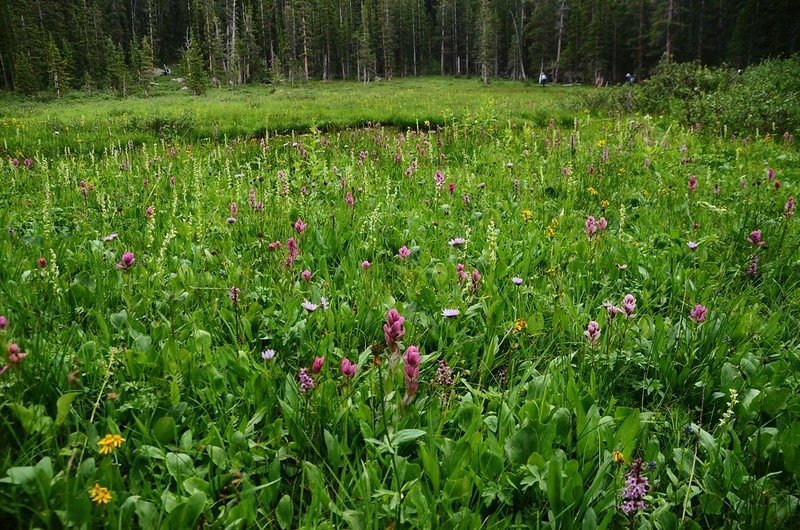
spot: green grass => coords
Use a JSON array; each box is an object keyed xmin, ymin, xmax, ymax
[{"xmin": 0, "ymin": 82, "xmax": 799, "ymax": 529}]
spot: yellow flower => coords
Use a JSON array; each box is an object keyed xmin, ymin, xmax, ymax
[
  {"xmin": 600, "ymin": 199, "xmax": 609, "ymax": 209},
  {"xmin": 513, "ymin": 319, "xmax": 527, "ymax": 333},
  {"xmin": 89, "ymin": 483, "xmax": 112, "ymax": 505},
  {"xmin": 521, "ymin": 209, "xmax": 533, "ymax": 221},
  {"xmin": 612, "ymin": 450, "xmax": 625, "ymax": 466},
  {"xmin": 587, "ymin": 187, "xmax": 599, "ymax": 196},
  {"xmin": 98, "ymin": 434, "xmax": 126, "ymax": 455},
  {"xmin": 596, "ymin": 139, "xmax": 606, "ymax": 148},
  {"xmin": 546, "ymin": 226, "xmax": 556, "ymax": 238}
]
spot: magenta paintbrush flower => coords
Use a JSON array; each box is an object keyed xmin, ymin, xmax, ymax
[
  {"xmin": 311, "ymin": 356, "xmax": 325, "ymax": 374},
  {"xmin": 622, "ymin": 294, "xmax": 636, "ymax": 317},
  {"xmin": 585, "ymin": 216, "xmax": 598, "ymax": 238},
  {"xmin": 403, "ymin": 345, "xmax": 421, "ymax": 401},
  {"xmin": 361, "ymin": 260, "xmax": 371, "ymax": 270},
  {"xmin": 0, "ymin": 315, "xmax": 7, "ymax": 330},
  {"xmin": 747, "ymin": 230, "xmax": 764, "ymax": 246},
  {"xmin": 301, "ymin": 270, "xmax": 312, "ymax": 281},
  {"xmin": 584, "ymin": 320, "xmax": 600, "ymax": 345},
  {"xmin": 398, "ymin": 246, "xmax": 411, "ymax": 259},
  {"xmin": 688, "ymin": 175, "xmax": 698, "ymax": 193},
  {"xmin": 294, "ymin": 217, "xmax": 307, "ymax": 234},
  {"xmin": 116, "ymin": 251, "xmax": 136, "ymax": 270},
  {"xmin": 690, "ymin": 304, "xmax": 707, "ymax": 323},
  {"xmin": 785, "ymin": 196, "xmax": 795, "ymax": 217},
  {"xmin": 383, "ymin": 308, "xmax": 406, "ymax": 354},
  {"xmin": 340, "ymin": 358, "xmax": 357, "ymax": 378}
]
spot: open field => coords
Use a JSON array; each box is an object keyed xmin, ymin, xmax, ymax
[{"xmin": 1, "ymin": 79, "xmax": 799, "ymax": 529}]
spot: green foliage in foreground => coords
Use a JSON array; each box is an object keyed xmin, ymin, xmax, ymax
[{"xmin": 0, "ymin": 104, "xmax": 799, "ymax": 529}]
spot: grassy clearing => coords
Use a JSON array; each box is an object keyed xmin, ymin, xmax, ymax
[{"xmin": 0, "ymin": 82, "xmax": 798, "ymax": 529}]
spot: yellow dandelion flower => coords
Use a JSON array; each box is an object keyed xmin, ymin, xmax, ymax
[
  {"xmin": 612, "ymin": 450, "xmax": 625, "ymax": 466},
  {"xmin": 600, "ymin": 199, "xmax": 609, "ymax": 209},
  {"xmin": 98, "ymin": 434, "xmax": 126, "ymax": 455},
  {"xmin": 513, "ymin": 319, "xmax": 527, "ymax": 333},
  {"xmin": 587, "ymin": 187, "xmax": 599, "ymax": 196},
  {"xmin": 521, "ymin": 209, "xmax": 533, "ymax": 221},
  {"xmin": 596, "ymin": 139, "xmax": 606, "ymax": 148},
  {"xmin": 617, "ymin": 167, "xmax": 626, "ymax": 175},
  {"xmin": 546, "ymin": 226, "xmax": 556, "ymax": 238},
  {"xmin": 89, "ymin": 483, "xmax": 112, "ymax": 505}
]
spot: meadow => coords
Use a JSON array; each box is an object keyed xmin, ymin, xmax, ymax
[{"xmin": 0, "ymin": 78, "xmax": 799, "ymax": 529}]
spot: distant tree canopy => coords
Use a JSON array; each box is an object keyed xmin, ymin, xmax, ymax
[{"xmin": 0, "ymin": 0, "xmax": 797, "ymax": 95}]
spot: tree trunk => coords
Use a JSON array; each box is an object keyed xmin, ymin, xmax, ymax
[
  {"xmin": 666, "ymin": 0, "xmax": 674, "ymax": 57},
  {"xmin": 554, "ymin": 0, "xmax": 565, "ymax": 83}
]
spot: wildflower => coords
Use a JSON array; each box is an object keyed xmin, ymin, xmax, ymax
[
  {"xmin": 584, "ymin": 321, "xmax": 600, "ymax": 345},
  {"xmin": 294, "ymin": 218, "xmax": 307, "ymax": 234},
  {"xmin": 690, "ymin": 304, "xmax": 707, "ymax": 323},
  {"xmin": 719, "ymin": 388, "xmax": 739, "ymax": 428},
  {"xmin": 345, "ymin": 192, "xmax": 356, "ymax": 207},
  {"xmin": 512, "ymin": 277, "xmax": 523, "ymax": 286},
  {"xmin": 361, "ymin": 260, "xmax": 371, "ymax": 270},
  {"xmin": 687, "ymin": 241, "xmax": 699, "ymax": 251},
  {"xmin": 286, "ymin": 238, "xmax": 300, "ymax": 267},
  {"xmin": 585, "ymin": 216, "xmax": 598, "ymax": 238},
  {"xmin": 340, "ymin": 358, "xmax": 357, "ymax": 378},
  {"xmin": 603, "ymin": 302, "xmax": 622, "ymax": 319},
  {"xmin": 478, "ymin": 182, "xmax": 486, "ymax": 189},
  {"xmin": 600, "ymin": 199, "xmax": 609, "ymax": 209},
  {"xmin": 622, "ymin": 294, "xmax": 636, "ymax": 318},
  {"xmin": 98, "ymin": 434, "xmax": 126, "ymax": 455},
  {"xmin": 448, "ymin": 237, "xmax": 466, "ymax": 247},
  {"xmin": 37, "ymin": 257, "xmax": 47, "ymax": 268},
  {"xmin": 621, "ymin": 459, "xmax": 649, "ymax": 514},
  {"xmin": 229, "ymin": 286, "xmax": 240, "ymax": 306},
  {"xmin": 302, "ymin": 301, "xmax": 318, "ymax": 312},
  {"xmin": 227, "ymin": 217, "xmax": 237, "ymax": 224},
  {"xmin": 448, "ymin": 182, "xmax": 456, "ymax": 194},
  {"xmin": 403, "ymin": 346, "xmax": 422, "ymax": 400},
  {"xmin": 320, "ymin": 296, "xmax": 329, "ymax": 310},
  {"xmin": 268, "ymin": 240, "xmax": 282, "ymax": 251},
  {"xmin": 249, "ymin": 189, "xmax": 257, "ymax": 209},
  {"xmin": 103, "ymin": 233, "xmax": 118, "ymax": 242},
  {"xmin": 441, "ymin": 308, "xmax": 460, "ymax": 318},
  {"xmin": 713, "ymin": 183, "xmax": 720, "ymax": 194},
  {"xmin": 436, "ymin": 359, "xmax": 453, "ymax": 386},
  {"xmin": 0, "ymin": 315, "xmax": 7, "ymax": 330},
  {"xmin": 89, "ymin": 483, "xmax": 112, "ymax": 505},
  {"xmin": 688, "ymin": 175, "xmax": 698, "ymax": 193},
  {"xmin": 434, "ymin": 170, "xmax": 445, "ymax": 189},
  {"xmin": 398, "ymin": 246, "xmax": 411, "ymax": 259},
  {"xmin": 146, "ymin": 206, "xmax": 154, "ymax": 220},
  {"xmin": 767, "ymin": 167, "xmax": 775, "ymax": 182},
  {"xmin": 513, "ymin": 319, "xmax": 527, "ymax": 333},
  {"xmin": 230, "ymin": 202, "xmax": 238, "ymax": 216},
  {"xmin": 612, "ymin": 450, "xmax": 625, "ymax": 466},
  {"xmin": 587, "ymin": 187, "xmax": 599, "ymax": 196},
  {"xmin": 301, "ymin": 270, "xmax": 312, "ymax": 281},
  {"xmin": 471, "ymin": 269, "xmax": 481, "ymax": 291},
  {"xmin": 747, "ymin": 230, "xmax": 765, "ymax": 247},
  {"xmin": 785, "ymin": 196, "xmax": 795, "ymax": 217},
  {"xmin": 521, "ymin": 210, "xmax": 533, "ymax": 221},
  {"xmin": 383, "ymin": 308, "xmax": 406, "ymax": 353},
  {"xmin": 116, "ymin": 252, "xmax": 136, "ymax": 270},
  {"xmin": 7, "ymin": 343, "xmax": 26, "ymax": 365},
  {"xmin": 456, "ymin": 263, "xmax": 467, "ymax": 283},
  {"xmin": 261, "ymin": 349, "xmax": 276, "ymax": 361},
  {"xmin": 598, "ymin": 217, "xmax": 608, "ymax": 231},
  {"xmin": 311, "ymin": 356, "xmax": 325, "ymax": 374},
  {"xmin": 463, "ymin": 193, "xmax": 470, "ymax": 206},
  {"xmin": 298, "ymin": 368, "xmax": 315, "ymax": 393},
  {"xmin": 746, "ymin": 255, "xmax": 759, "ymax": 277}
]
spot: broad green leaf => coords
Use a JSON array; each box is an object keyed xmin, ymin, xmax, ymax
[
  {"xmin": 56, "ymin": 392, "xmax": 81, "ymax": 426},
  {"xmin": 276, "ymin": 494, "xmax": 293, "ymax": 529}
]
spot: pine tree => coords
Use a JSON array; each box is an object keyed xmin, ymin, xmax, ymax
[
  {"xmin": 13, "ymin": 52, "xmax": 38, "ymax": 95},
  {"xmin": 106, "ymin": 38, "xmax": 128, "ymax": 97},
  {"xmin": 46, "ymin": 36, "xmax": 70, "ymax": 98},
  {"xmin": 185, "ymin": 35, "xmax": 208, "ymax": 95},
  {"xmin": 139, "ymin": 36, "xmax": 155, "ymax": 95}
]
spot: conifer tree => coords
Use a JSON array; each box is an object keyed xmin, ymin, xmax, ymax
[
  {"xmin": 185, "ymin": 35, "xmax": 208, "ymax": 95},
  {"xmin": 46, "ymin": 36, "xmax": 70, "ymax": 98},
  {"xmin": 13, "ymin": 52, "xmax": 38, "ymax": 95},
  {"xmin": 139, "ymin": 36, "xmax": 155, "ymax": 95},
  {"xmin": 106, "ymin": 38, "xmax": 128, "ymax": 97}
]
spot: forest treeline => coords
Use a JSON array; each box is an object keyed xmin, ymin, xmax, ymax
[{"xmin": 0, "ymin": 0, "xmax": 798, "ymax": 96}]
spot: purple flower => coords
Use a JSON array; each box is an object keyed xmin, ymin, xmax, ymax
[
  {"xmin": 262, "ymin": 349, "xmax": 276, "ymax": 361},
  {"xmin": 7, "ymin": 343, "xmax": 27, "ymax": 366},
  {"xmin": 746, "ymin": 255, "xmax": 759, "ymax": 277},
  {"xmin": 690, "ymin": 304, "xmax": 707, "ymax": 323},
  {"xmin": 340, "ymin": 358, "xmax": 357, "ymax": 378},
  {"xmin": 361, "ymin": 260, "xmax": 371, "ymax": 270},
  {"xmin": 434, "ymin": 170, "xmax": 445, "ymax": 189},
  {"xmin": 598, "ymin": 217, "xmax": 608, "ymax": 231},
  {"xmin": 301, "ymin": 270, "xmax": 312, "ymax": 281},
  {"xmin": 584, "ymin": 320, "xmax": 601, "ymax": 345},
  {"xmin": 785, "ymin": 196, "xmax": 795, "ymax": 217},
  {"xmin": 230, "ymin": 202, "xmax": 238, "ymax": 216},
  {"xmin": 622, "ymin": 294, "xmax": 636, "ymax": 318},
  {"xmin": 345, "ymin": 192, "xmax": 356, "ymax": 207},
  {"xmin": 0, "ymin": 315, "xmax": 8, "ymax": 330},
  {"xmin": 585, "ymin": 216, "xmax": 598, "ymax": 238},
  {"xmin": 512, "ymin": 277, "xmax": 523, "ymax": 286},
  {"xmin": 227, "ymin": 217, "xmax": 237, "ymax": 224},
  {"xmin": 768, "ymin": 167, "xmax": 775, "ymax": 182},
  {"xmin": 37, "ymin": 257, "xmax": 47, "ymax": 268},
  {"xmin": 456, "ymin": 263, "xmax": 467, "ymax": 283},
  {"xmin": 229, "ymin": 286, "xmax": 240, "ymax": 306},
  {"xmin": 448, "ymin": 237, "xmax": 466, "ymax": 247},
  {"xmin": 268, "ymin": 240, "xmax": 281, "ymax": 251},
  {"xmin": 116, "ymin": 251, "xmax": 136, "ymax": 270},
  {"xmin": 311, "ymin": 356, "xmax": 325, "ymax": 374},
  {"xmin": 471, "ymin": 269, "xmax": 481, "ymax": 291},
  {"xmin": 747, "ymin": 230, "xmax": 765, "ymax": 247},
  {"xmin": 442, "ymin": 308, "xmax": 460, "ymax": 318},
  {"xmin": 687, "ymin": 241, "xmax": 699, "ymax": 251},
  {"xmin": 436, "ymin": 359, "xmax": 453, "ymax": 386},
  {"xmin": 298, "ymin": 368, "xmax": 315, "ymax": 393},
  {"xmin": 398, "ymin": 246, "xmax": 411, "ymax": 259},
  {"xmin": 294, "ymin": 217, "xmax": 307, "ymax": 234},
  {"xmin": 146, "ymin": 206, "xmax": 154, "ymax": 220},
  {"xmin": 620, "ymin": 458, "xmax": 649, "ymax": 514},
  {"xmin": 448, "ymin": 182, "xmax": 456, "ymax": 194},
  {"xmin": 403, "ymin": 346, "xmax": 422, "ymax": 400},
  {"xmin": 302, "ymin": 301, "xmax": 318, "ymax": 313},
  {"xmin": 320, "ymin": 296, "xmax": 329, "ymax": 310},
  {"xmin": 688, "ymin": 175, "xmax": 698, "ymax": 193},
  {"xmin": 286, "ymin": 238, "xmax": 300, "ymax": 267},
  {"xmin": 603, "ymin": 302, "xmax": 622, "ymax": 319},
  {"xmin": 383, "ymin": 308, "xmax": 406, "ymax": 354},
  {"xmin": 103, "ymin": 233, "xmax": 119, "ymax": 242}
]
